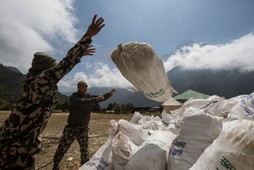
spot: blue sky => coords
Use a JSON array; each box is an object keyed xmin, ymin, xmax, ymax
[{"xmin": 0, "ymin": 0, "xmax": 254, "ymax": 93}]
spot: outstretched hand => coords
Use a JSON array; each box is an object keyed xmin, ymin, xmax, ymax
[
  {"xmin": 86, "ymin": 15, "xmax": 105, "ymax": 37},
  {"xmin": 96, "ymin": 95, "xmax": 105, "ymax": 101},
  {"xmin": 84, "ymin": 45, "xmax": 96, "ymax": 56}
]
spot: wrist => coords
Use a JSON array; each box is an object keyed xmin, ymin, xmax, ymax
[
  {"xmin": 82, "ymin": 33, "xmax": 92, "ymax": 40},
  {"xmin": 84, "ymin": 33, "xmax": 92, "ymax": 39}
]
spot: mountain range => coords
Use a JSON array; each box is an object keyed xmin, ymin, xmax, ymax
[
  {"xmin": 0, "ymin": 63, "xmax": 161, "ymax": 108},
  {"xmin": 0, "ymin": 63, "xmax": 69, "ymax": 105},
  {"xmin": 1, "ymin": 62, "xmax": 253, "ymax": 108},
  {"xmin": 168, "ymin": 66, "xmax": 254, "ymax": 98}
]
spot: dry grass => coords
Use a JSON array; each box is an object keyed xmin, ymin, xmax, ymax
[{"xmin": 0, "ymin": 111, "xmax": 133, "ymax": 170}]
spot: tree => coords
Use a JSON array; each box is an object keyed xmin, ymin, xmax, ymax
[
  {"xmin": 125, "ymin": 103, "xmax": 134, "ymax": 113},
  {"xmin": 61, "ymin": 101, "xmax": 70, "ymax": 112},
  {"xmin": 0, "ymin": 99, "xmax": 5, "ymax": 108},
  {"xmin": 106, "ymin": 103, "xmax": 113, "ymax": 110},
  {"xmin": 105, "ymin": 102, "xmax": 134, "ymax": 114},
  {"xmin": 114, "ymin": 104, "xmax": 121, "ymax": 114}
]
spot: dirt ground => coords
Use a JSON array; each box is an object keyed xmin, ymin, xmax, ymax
[{"xmin": 0, "ymin": 111, "xmax": 133, "ymax": 170}]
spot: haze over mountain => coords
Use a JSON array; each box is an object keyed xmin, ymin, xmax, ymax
[
  {"xmin": 0, "ymin": 63, "xmax": 25, "ymax": 103},
  {"xmin": 0, "ymin": 63, "xmax": 68, "ymax": 104},
  {"xmin": 163, "ymin": 39, "xmax": 254, "ymax": 98},
  {"xmin": 168, "ymin": 66, "xmax": 254, "ymax": 99},
  {"xmin": 1, "ymin": 62, "xmax": 253, "ymax": 108}
]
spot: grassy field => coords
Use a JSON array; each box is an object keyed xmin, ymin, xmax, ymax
[{"xmin": 0, "ymin": 111, "xmax": 134, "ymax": 170}]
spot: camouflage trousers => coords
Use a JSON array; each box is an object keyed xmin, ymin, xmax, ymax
[
  {"xmin": 0, "ymin": 152, "xmax": 35, "ymax": 170},
  {"xmin": 0, "ymin": 125, "xmax": 41, "ymax": 170},
  {"xmin": 53, "ymin": 124, "xmax": 89, "ymax": 167}
]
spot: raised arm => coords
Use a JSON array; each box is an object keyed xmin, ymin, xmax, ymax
[
  {"xmin": 37, "ymin": 15, "xmax": 105, "ymax": 88},
  {"xmin": 66, "ymin": 14, "xmax": 105, "ymax": 61}
]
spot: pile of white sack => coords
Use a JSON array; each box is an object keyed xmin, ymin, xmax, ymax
[{"xmin": 80, "ymin": 92, "xmax": 254, "ymax": 170}]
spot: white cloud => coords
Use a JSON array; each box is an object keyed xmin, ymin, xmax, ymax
[
  {"xmin": 58, "ymin": 33, "xmax": 254, "ymax": 92},
  {"xmin": 58, "ymin": 63, "xmax": 132, "ymax": 92},
  {"xmin": 0, "ymin": 0, "xmax": 78, "ymax": 73},
  {"xmin": 164, "ymin": 33, "xmax": 254, "ymax": 72}
]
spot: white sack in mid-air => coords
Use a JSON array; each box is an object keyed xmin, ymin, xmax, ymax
[{"xmin": 111, "ymin": 42, "xmax": 177, "ymax": 102}]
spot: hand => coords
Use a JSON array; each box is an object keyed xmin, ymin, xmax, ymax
[
  {"xmin": 110, "ymin": 88, "xmax": 117, "ymax": 94},
  {"xmin": 96, "ymin": 95, "xmax": 104, "ymax": 101},
  {"xmin": 86, "ymin": 15, "xmax": 105, "ymax": 37},
  {"xmin": 84, "ymin": 45, "xmax": 96, "ymax": 56}
]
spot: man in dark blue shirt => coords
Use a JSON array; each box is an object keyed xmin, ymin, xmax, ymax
[{"xmin": 53, "ymin": 81, "xmax": 116, "ymax": 169}]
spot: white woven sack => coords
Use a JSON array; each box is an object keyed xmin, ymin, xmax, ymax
[
  {"xmin": 117, "ymin": 119, "xmax": 149, "ymax": 146},
  {"xmin": 167, "ymin": 109, "xmax": 223, "ymax": 170},
  {"xmin": 139, "ymin": 130, "xmax": 176, "ymax": 160},
  {"xmin": 171, "ymin": 98, "xmax": 214, "ymax": 120},
  {"xmin": 79, "ymin": 138, "xmax": 113, "ymax": 170},
  {"xmin": 111, "ymin": 131, "xmax": 138, "ymax": 170},
  {"xmin": 216, "ymin": 94, "xmax": 247, "ymax": 119},
  {"xmin": 129, "ymin": 112, "xmax": 144, "ymax": 124},
  {"xmin": 227, "ymin": 92, "xmax": 254, "ymax": 120},
  {"xmin": 124, "ymin": 144, "xmax": 167, "ymax": 170},
  {"xmin": 111, "ymin": 42, "xmax": 177, "ymax": 102},
  {"xmin": 190, "ymin": 120, "xmax": 254, "ymax": 170}
]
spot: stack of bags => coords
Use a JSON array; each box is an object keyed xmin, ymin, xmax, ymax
[{"xmin": 80, "ymin": 93, "xmax": 254, "ymax": 170}]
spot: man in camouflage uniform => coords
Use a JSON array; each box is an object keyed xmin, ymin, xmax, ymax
[
  {"xmin": 52, "ymin": 81, "xmax": 116, "ymax": 169},
  {"xmin": 0, "ymin": 15, "xmax": 105, "ymax": 170}
]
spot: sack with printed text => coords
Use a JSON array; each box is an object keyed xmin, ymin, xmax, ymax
[
  {"xmin": 190, "ymin": 119, "xmax": 254, "ymax": 170},
  {"xmin": 111, "ymin": 42, "xmax": 177, "ymax": 102},
  {"xmin": 168, "ymin": 108, "xmax": 223, "ymax": 170},
  {"xmin": 227, "ymin": 92, "xmax": 254, "ymax": 120}
]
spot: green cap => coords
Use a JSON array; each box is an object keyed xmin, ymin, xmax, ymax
[
  {"xmin": 77, "ymin": 81, "xmax": 88, "ymax": 88},
  {"xmin": 31, "ymin": 52, "xmax": 57, "ymax": 71}
]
